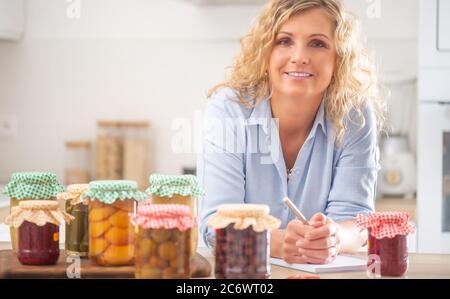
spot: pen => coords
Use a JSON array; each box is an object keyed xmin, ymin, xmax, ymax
[{"xmin": 283, "ymin": 197, "xmax": 310, "ymax": 225}]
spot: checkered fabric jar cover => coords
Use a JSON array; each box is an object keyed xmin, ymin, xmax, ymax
[
  {"xmin": 146, "ymin": 174, "xmax": 206, "ymax": 198},
  {"xmin": 3, "ymin": 172, "xmax": 64, "ymax": 200},
  {"xmin": 356, "ymin": 212, "xmax": 416, "ymax": 239},
  {"xmin": 131, "ymin": 204, "xmax": 195, "ymax": 231},
  {"xmin": 81, "ymin": 180, "xmax": 148, "ymax": 204}
]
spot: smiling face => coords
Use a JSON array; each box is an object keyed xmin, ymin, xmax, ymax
[{"xmin": 268, "ymin": 8, "xmax": 337, "ymax": 102}]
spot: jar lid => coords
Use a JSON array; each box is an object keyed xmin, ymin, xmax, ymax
[
  {"xmin": 131, "ymin": 204, "xmax": 195, "ymax": 231},
  {"xmin": 81, "ymin": 180, "xmax": 148, "ymax": 204},
  {"xmin": 207, "ymin": 204, "xmax": 281, "ymax": 232},
  {"xmin": 146, "ymin": 174, "xmax": 206, "ymax": 198},
  {"xmin": 57, "ymin": 184, "xmax": 89, "ymax": 205},
  {"xmin": 5, "ymin": 200, "xmax": 74, "ymax": 228},
  {"xmin": 3, "ymin": 172, "xmax": 65, "ymax": 200},
  {"xmin": 356, "ymin": 212, "xmax": 416, "ymax": 239}
]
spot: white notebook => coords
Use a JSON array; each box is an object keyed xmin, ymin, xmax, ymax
[{"xmin": 270, "ymin": 255, "xmax": 367, "ymax": 274}]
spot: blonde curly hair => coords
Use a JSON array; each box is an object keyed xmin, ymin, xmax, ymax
[{"xmin": 208, "ymin": 0, "xmax": 386, "ymax": 144}]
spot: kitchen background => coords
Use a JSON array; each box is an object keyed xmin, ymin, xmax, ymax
[{"xmin": 0, "ymin": 0, "xmax": 448, "ymax": 253}]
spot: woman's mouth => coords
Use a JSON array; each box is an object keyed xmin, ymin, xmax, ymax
[{"xmin": 284, "ymin": 72, "xmax": 314, "ymax": 80}]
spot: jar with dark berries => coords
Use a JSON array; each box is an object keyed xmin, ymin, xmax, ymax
[{"xmin": 208, "ymin": 204, "xmax": 280, "ymax": 279}]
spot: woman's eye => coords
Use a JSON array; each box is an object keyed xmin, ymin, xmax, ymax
[
  {"xmin": 276, "ymin": 38, "xmax": 291, "ymax": 46},
  {"xmin": 310, "ymin": 40, "xmax": 327, "ymax": 48}
]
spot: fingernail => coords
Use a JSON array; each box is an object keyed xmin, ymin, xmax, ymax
[{"xmin": 296, "ymin": 240, "xmax": 304, "ymax": 246}]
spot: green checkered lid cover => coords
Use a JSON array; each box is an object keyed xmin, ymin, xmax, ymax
[
  {"xmin": 81, "ymin": 180, "xmax": 148, "ymax": 204},
  {"xmin": 146, "ymin": 174, "xmax": 206, "ymax": 198},
  {"xmin": 3, "ymin": 172, "xmax": 65, "ymax": 200}
]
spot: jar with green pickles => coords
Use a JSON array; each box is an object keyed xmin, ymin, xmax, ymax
[
  {"xmin": 3, "ymin": 172, "xmax": 64, "ymax": 253},
  {"xmin": 146, "ymin": 174, "xmax": 205, "ymax": 257},
  {"xmin": 132, "ymin": 204, "xmax": 195, "ymax": 279},
  {"xmin": 57, "ymin": 184, "xmax": 89, "ymax": 257},
  {"xmin": 82, "ymin": 180, "xmax": 148, "ymax": 266}
]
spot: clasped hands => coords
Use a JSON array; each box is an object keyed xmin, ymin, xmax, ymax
[{"xmin": 281, "ymin": 213, "xmax": 341, "ymax": 264}]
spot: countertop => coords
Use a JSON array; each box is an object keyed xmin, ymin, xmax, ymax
[{"xmin": 1, "ymin": 242, "xmax": 449, "ymax": 279}]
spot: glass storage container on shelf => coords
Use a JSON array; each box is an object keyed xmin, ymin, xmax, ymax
[
  {"xmin": 208, "ymin": 204, "xmax": 280, "ymax": 279},
  {"xmin": 3, "ymin": 172, "xmax": 64, "ymax": 254},
  {"xmin": 122, "ymin": 121, "xmax": 150, "ymax": 190},
  {"xmin": 146, "ymin": 174, "xmax": 205, "ymax": 257},
  {"xmin": 357, "ymin": 212, "xmax": 416, "ymax": 277},
  {"xmin": 64, "ymin": 141, "xmax": 91, "ymax": 185},
  {"xmin": 57, "ymin": 184, "xmax": 89, "ymax": 257},
  {"xmin": 82, "ymin": 180, "xmax": 147, "ymax": 266},
  {"xmin": 5, "ymin": 200, "xmax": 74, "ymax": 265},
  {"xmin": 132, "ymin": 204, "xmax": 195, "ymax": 279},
  {"xmin": 96, "ymin": 121, "xmax": 123, "ymax": 180}
]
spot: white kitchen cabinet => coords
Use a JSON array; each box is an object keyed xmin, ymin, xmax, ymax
[{"xmin": 0, "ymin": 0, "xmax": 25, "ymax": 40}]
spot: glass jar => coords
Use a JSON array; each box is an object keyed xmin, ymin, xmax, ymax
[
  {"xmin": 3, "ymin": 172, "xmax": 64, "ymax": 254},
  {"xmin": 122, "ymin": 121, "xmax": 150, "ymax": 190},
  {"xmin": 89, "ymin": 198, "xmax": 135, "ymax": 266},
  {"xmin": 208, "ymin": 204, "xmax": 280, "ymax": 279},
  {"xmin": 64, "ymin": 141, "xmax": 91, "ymax": 185},
  {"xmin": 66, "ymin": 201, "xmax": 89, "ymax": 257},
  {"xmin": 357, "ymin": 212, "xmax": 415, "ymax": 277},
  {"xmin": 96, "ymin": 121, "xmax": 123, "ymax": 180},
  {"xmin": 132, "ymin": 204, "xmax": 195, "ymax": 279},
  {"xmin": 215, "ymin": 224, "xmax": 270, "ymax": 279},
  {"xmin": 368, "ymin": 229, "xmax": 409, "ymax": 276},
  {"xmin": 147, "ymin": 174, "xmax": 205, "ymax": 257},
  {"xmin": 58, "ymin": 184, "xmax": 90, "ymax": 257},
  {"xmin": 18, "ymin": 220, "xmax": 60, "ymax": 265},
  {"xmin": 83, "ymin": 180, "xmax": 147, "ymax": 266},
  {"xmin": 5, "ymin": 200, "xmax": 74, "ymax": 265}
]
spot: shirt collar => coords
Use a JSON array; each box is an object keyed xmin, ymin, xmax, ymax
[{"xmin": 247, "ymin": 94, "xmax": 327, "ymax": 137}]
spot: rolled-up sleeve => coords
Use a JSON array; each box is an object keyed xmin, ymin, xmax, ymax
[
  {"xmin": 325, "ymin": 105, "xmax": 380, "ymax": 222},
  {"xmin": 197, "ymin": 90, "xmax": 247, "ymax": 249}
]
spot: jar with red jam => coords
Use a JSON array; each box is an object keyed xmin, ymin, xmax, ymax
[
  {"xmin": 5, "ymin": 200, "xmax": 74, "ymax": 265},
  {"xmin": 3, "ymin": 172, "xmax": 64, "ymax": 254},
  {"xmin": 357, "ymin": 212, "xmax": 416, "ymax": 277},
  {"xmin": 208, "ymin": 204, "xmax": 280, "ymax": 279},
  {"xmin": 132, "ymin": 204, "xmax": 196, "ymax": 279}
]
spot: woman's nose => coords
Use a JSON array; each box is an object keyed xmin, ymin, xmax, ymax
[{"xmin": 290, "ymin": 45, "xmax": 310, "ymax": 65}]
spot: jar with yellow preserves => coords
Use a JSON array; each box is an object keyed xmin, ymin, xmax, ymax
[
  {"xmin": 132, "ymin": 204, "xmax": 195, "ymax": 279},
  {"xmin": 146, "ymin": 174, "xmax": 205, "ymax": 256},
  {"xmin": 57, "ymin": 184, "xmax": 89, "ymax": 257},
  {"xmin": 82, "ymin": 180, "xmax": 148, "ymax": 266},
  {"xmin": 3, "ymin": 172, "xmax": 64, "ymax": 254}
]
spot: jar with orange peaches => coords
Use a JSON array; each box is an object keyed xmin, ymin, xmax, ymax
[
  {"xmin": 82, "ymin": 180, "xmax": 148, "ymax": 266},
  {"xmin": 132, "ymin": 204, "xmax": 195, "ymax": 279},
  {"xmin": 146, "ymin": 174, "xmax": 205, "ymax": 257}
]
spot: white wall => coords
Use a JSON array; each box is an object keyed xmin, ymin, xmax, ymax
[{"xmin": 0, "ymin": 0, "xmax": 419, "ymax": 183}]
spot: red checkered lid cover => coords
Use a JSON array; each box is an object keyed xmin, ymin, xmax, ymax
[
  {"xmin": 356, "ymin": 212, "xmax": 416, "ymax": 239},
  {"xmin": 131, "ymin": 203, "xmax": 195, "ymax": 231}
]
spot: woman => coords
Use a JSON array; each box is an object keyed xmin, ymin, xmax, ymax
[{"xmin": 198, "ymin": 0, "xmax": 385, "ymax": 264}]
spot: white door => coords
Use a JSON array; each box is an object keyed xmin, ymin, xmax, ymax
[{"xmin": 418, "ymin": 102, "xmax": 450, "ymax": 253}]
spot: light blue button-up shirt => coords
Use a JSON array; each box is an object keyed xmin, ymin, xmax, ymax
[{"xmin": 197, "ymin": 88, "xmax": 379, "ymax": 248}]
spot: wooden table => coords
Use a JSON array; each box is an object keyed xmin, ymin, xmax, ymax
[
  {"xmin": 1, "ymin": 242, "xmax": 449, "ymax": 279},
  {"xmin": 196, "ymin": 247, "xmax": 450, "ymax": 279}
]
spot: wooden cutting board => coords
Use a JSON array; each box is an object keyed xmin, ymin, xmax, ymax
[{"xmin": 0, "ymin": 250, "xmax": 211, "ymax": 279}]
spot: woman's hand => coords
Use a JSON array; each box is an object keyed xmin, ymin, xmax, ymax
[
  {"xmin": 296, "ymin": 213, "xmax": 341, "ymax": 264},
  {"xmin": 280, "ymin": 219, "xmax": 315, "ymax": 264}
]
